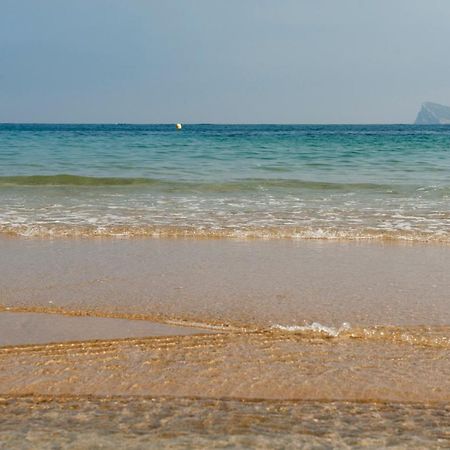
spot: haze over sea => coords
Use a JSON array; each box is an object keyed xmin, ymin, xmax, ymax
[{"xmin": 1, "ymin": 123, "xmax": 450, "ymax": 241}]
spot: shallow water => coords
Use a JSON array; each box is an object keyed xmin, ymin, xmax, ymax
[
  {"xmin": 1, "ymin": 238, "xmax": 449, "ymax": 446},
  {"xmin": 1, "ymin": 396, "xmax": 448, "ymax": 449},
  {"xmin": 1, "ymin": 330, "xmax": 449, "ymax": 403},
  {"xmin": 2, "ymin": 238, "xmax": 449, "ymax": 329},
  {"xmin": 0, "ymin": 311, "xmax": 212, "ymax": 347}
]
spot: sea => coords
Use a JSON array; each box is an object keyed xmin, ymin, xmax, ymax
[
  {"xmin": 0, "ymin": 123, "xmax": 449, "ymax": 241},
  {"xmin": 0, "ymin": 124, "xmax": 449, "ymax": 448}
]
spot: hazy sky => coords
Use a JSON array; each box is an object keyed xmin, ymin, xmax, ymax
[{"xmin": 1, "ymin": 0, "xmax": 450, "ymax": 123}]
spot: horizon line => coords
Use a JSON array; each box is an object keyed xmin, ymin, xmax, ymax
[{"xmin": 0, "ymin": 121, "xmax": 422, "ymax": 126}]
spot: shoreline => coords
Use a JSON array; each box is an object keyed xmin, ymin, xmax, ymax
[{"xmin": 2, "ymin": 229, "xmax": 450, "ymax": 244}]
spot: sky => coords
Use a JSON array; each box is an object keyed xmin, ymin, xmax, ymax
[{"xmin": 1, "ymin": 0, "xmax": 450, "ymax": 124}]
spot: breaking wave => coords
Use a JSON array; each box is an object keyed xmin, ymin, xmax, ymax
[{"xmin": 0, "ymin": 174, "xmax": 442, "ymax": 193}]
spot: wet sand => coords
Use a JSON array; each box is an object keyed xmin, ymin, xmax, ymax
[
  {"xmin": 1, "ymin": 237, "xmax": 449, "ymax": 328},
  {"xmin": 0, "ymin": 312, "xmax": 214, "ymax": 347},
  {"xmin": 0, "ymin": 237, "xmax": 449, "ymax": 447}
]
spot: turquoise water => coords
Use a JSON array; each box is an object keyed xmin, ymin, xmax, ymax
[{"xmin": 1, "ymin": 124, "xmax": 449, "ymax": 240}]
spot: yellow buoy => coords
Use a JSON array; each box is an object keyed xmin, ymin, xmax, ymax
[{"xmin": 176, "ymin": 123, "xmax": 182, "ymax": 130}]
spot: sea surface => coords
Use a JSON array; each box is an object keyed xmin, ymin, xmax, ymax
[
  {"xmin": 1, "ymin": 123, "xmax": 450, "ymax": 241},
  {"xmin": 1, "ymin": 124, "xmax": 449, "ymax": 448}
]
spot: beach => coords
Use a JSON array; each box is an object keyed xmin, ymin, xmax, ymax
[
  {"xmin": 1, "ymin": 237, "xmax": 449, "ymax": 447},
  {"xmin": 0, "ymin": 124, "xmax": 449, "ymax": 447}
]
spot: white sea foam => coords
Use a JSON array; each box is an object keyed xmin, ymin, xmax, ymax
[
  {"xmin": 1, "ymin": 180, "xmax": 450, "ymax": 241},
  {"xmin": 271, "ymin": 322, "xmax": 351, "ymax": 337}
]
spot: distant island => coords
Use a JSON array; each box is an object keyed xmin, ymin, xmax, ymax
[{"xmin": 415, "ymin": 102, "xmax": 450, "ymax": 124}]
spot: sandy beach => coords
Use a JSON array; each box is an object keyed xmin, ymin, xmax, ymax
[{"xmin": 0, "ymin": 236, "xmax": 449, "ymax": 448}]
